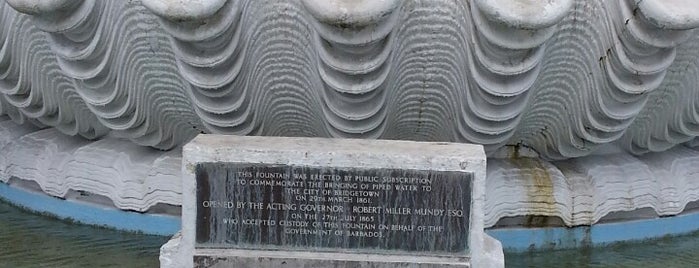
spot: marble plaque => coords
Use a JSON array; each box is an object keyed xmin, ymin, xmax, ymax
[{"xmin": 195, "ymin": 163, "xmax": 472, "ymax": 256}]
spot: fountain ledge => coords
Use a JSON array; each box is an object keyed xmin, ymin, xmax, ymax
[
  {"xmin": 0, "ymin": 119, "xmax": 698, "ymax": 252},
  {"xmin": 0, "ymin": 181, "xmax": 180, "ymax": 236}
]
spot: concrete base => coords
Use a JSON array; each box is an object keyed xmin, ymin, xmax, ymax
[
  {"xmin": 161, "ymin": 233, "xmax": 505, "ymax": 268},
  {"xmin": 194, "ymin": 250, "xmax": 469, "ymax": 268}
]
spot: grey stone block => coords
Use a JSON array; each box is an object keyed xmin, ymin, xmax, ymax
[{"xmin": 170, "ymin": 135, "xmax": 502, "ymax": 268}]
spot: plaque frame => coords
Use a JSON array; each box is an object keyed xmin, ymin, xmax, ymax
[{"xmin": 179, "ymin": 135, "xmax": 496, "ymax": 267}]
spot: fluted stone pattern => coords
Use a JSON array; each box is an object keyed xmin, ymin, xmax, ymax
[
  {"xmin": 3, "ymin": 116, "xmax": 699, "ymax": 227},
  {"xmin": 4, "ymin": 0, "xmax": 699, "ymax": 231},
  {"xmin": 0, "ymin": 0, "xmax": 204, "ymax": 150},
  {"xmin": 0, "ymin": 0, "xmax": 698, "ymax": 158},
  {"xmin": 0, "ymin": 116, "xmax": 182, "ymax": 213},
  {"xmin": 485, "ymin": 147, "xmax": 699, "ymax": 227}
]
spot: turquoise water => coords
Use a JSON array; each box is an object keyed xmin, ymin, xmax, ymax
[
  {"xmin": 505, "ymin": 231, "xmax": 699, "ymax": 268},
  {"xmin": 0, "ymin": 201, "xmax": 167, "ymax": 268},
  {"xmin": 2, "ymin": 199, "xmax": 699, "ymax": 267}
]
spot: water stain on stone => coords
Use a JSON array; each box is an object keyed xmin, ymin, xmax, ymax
[{"xmin": 508, "ymin": 145, "xmax": 557, "ymax": 228}]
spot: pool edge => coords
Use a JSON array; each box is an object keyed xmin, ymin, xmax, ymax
[{"xmin": 0, "ymin": 181, "xmax": 181, "ymax": 236}]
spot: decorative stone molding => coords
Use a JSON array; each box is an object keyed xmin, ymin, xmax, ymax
[
  {"xmin": 3, "ymin": 0, "xmax": 699, "ymax": 241},
  {"xmin": 303, "ymin": 0, "xmax": 400, "ymax": 138},
  {"xmin": 466, "ymin": 0, "xmax": 572, "ymax": 148},
  {"xmin": 1, "ymin": 0, "xmax": 203, "ymax": 149},
  {"xmin": 511, "ymin": 0, "xmax": 699, "ymax": 159},
  {"xmin": 485, "ymin": 146, "xmax": 699, "ymax": 227},
  {"xmin": 0, "ymin": 117, "xmax": 181, "ymax": 213},
  {"xmin": 2, "ymin": 117, "xmax": 699, "ymax": 231},
  {"xmin": 3, "ymin": 0, "xmax": 699, "ymax": 158}
]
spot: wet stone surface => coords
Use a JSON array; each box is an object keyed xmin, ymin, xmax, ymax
[{"xmin": 195, "ymin": 163, "xmax": 472, "ymax": 256}]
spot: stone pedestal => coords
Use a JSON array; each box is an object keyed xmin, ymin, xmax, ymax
[{"xmin": 163, "ymin": 135, "xmax": 503, "ymax": 267}]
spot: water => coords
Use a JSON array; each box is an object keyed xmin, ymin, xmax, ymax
[
  {"xmin": 2, "ymin": 199, "xmax": 699, "ymax": 268},
  {"xmin": 505, "ymin": 231, "xmax": 699, "ymax": 268},
  {"xmin": 0, "ymin": 200, "xmax": 168, "ymax": 268}
]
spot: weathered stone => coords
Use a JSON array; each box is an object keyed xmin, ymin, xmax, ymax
[{"xmin": 171, "ymin": 135, "xmax": 502, "ymax": 268}]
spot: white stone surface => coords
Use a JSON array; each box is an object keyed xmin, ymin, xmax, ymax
[
  {"xmin": 484, "ymin": 147, "xmax": 699, "ymax": 227},
  {"xmin": 2, "ymin": 116, "xmax": 698, "ymax": 234},
  {"xmin": 3, "ymin": 0, "xmax": 80, "ymax": 15},
  {"xmin": 300, "ymin": 0, "xmax": 400, "ymax": 27},
  {"xmin": 637, "ymin": 0, "xmax": 699, "ymax": 29},
  {"xmin": 159, "ymin": 231, "xmax": 182, "ymax": 268},
  {"xmin": 0, "ymin": 0, "xmax": 698, "ymax": 159},
  {"xmin": 474, "ymin": 0, "xmax": 574, "ymax": 28},
  {"xmin": 0, "ymin": 118, "xmax": 182, "ymax": 212},
  {"xmin": 177, "ymin": 135, "xmax": 499, "ymax": 268},
  {"xmin": 140, "ymin": 0, "xmax": 226, "ymax": 21},
  {"xmin": 485, "ymin": 157, "xmax": 572, "ymax": 226}
]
